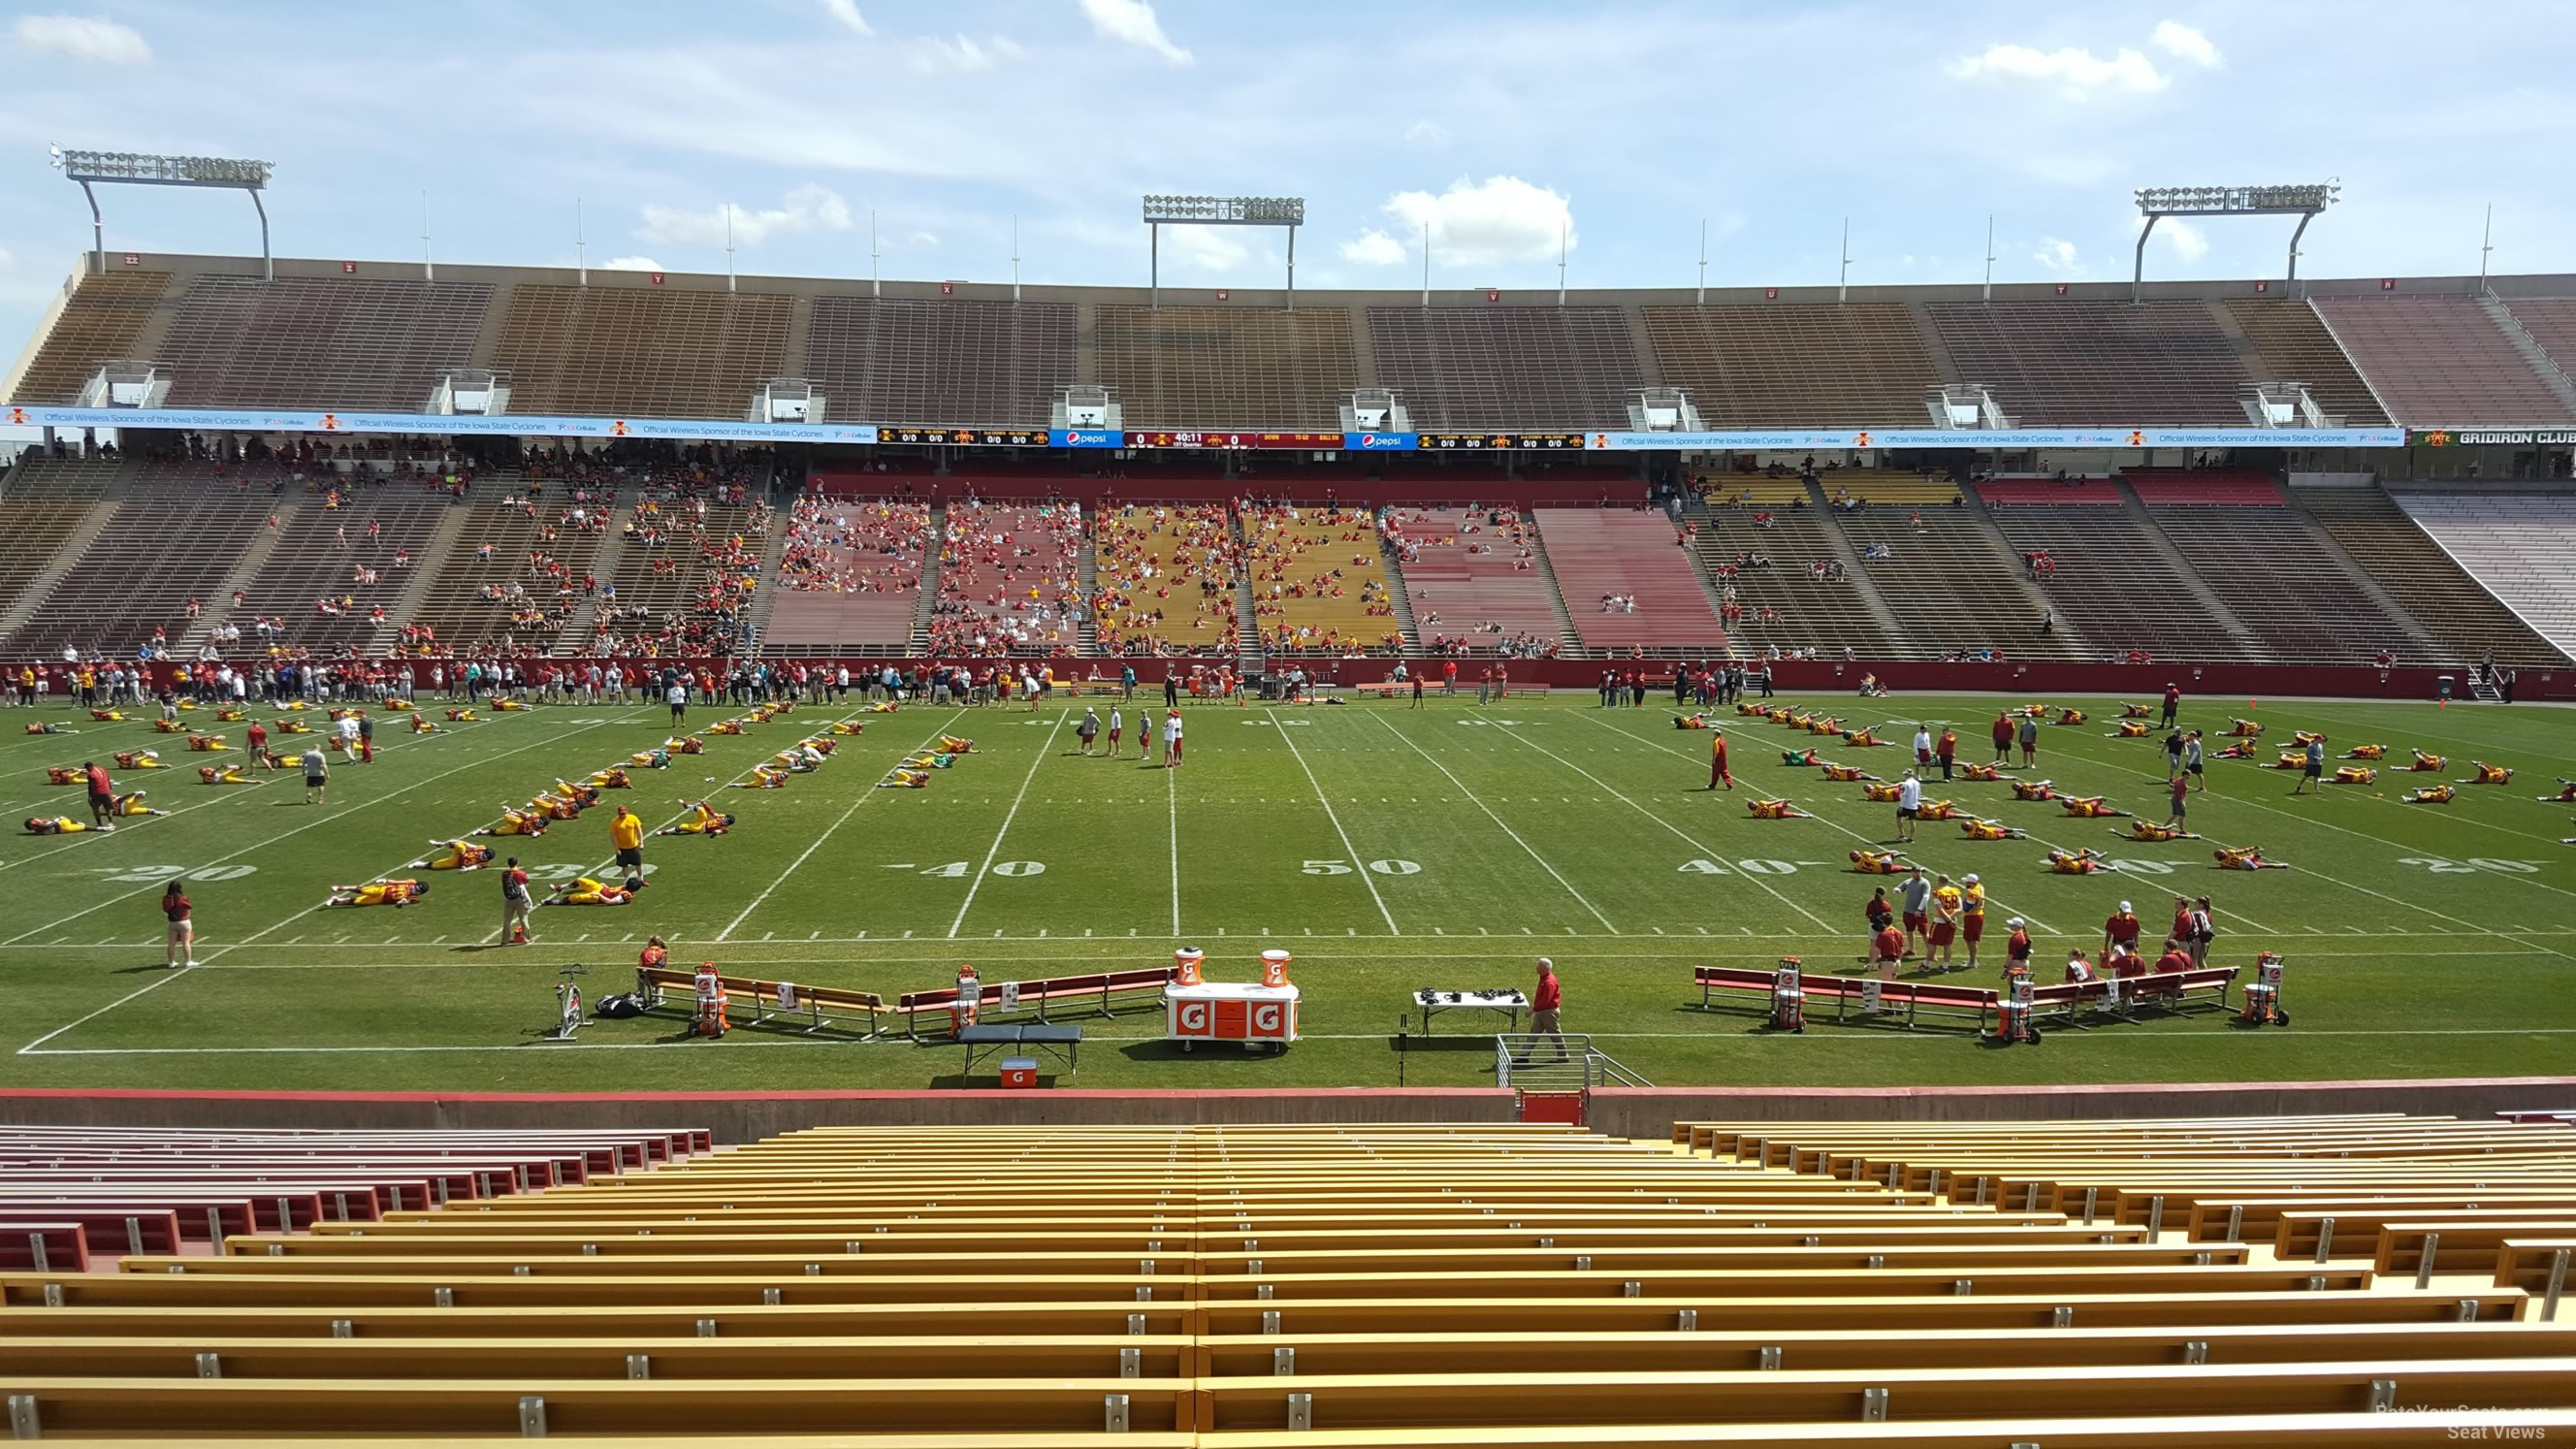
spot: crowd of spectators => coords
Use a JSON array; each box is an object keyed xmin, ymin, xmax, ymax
[
  {"xmin": 924, "ymin": 501, "xmax": 1084, "ymax": 656},
  {"xmin": 1092, "ymin": 504, "xmax": 1242, "ymax": 657}
]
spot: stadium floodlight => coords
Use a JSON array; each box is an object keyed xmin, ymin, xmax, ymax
[
  {"xmin": 53, "ymin": 148, "xmax": 277, "ymax": 280},
  {"xmin": 1141, "ymin": 194, "xmax": 1305, "ymax": 311},
  {"xmin": 2133, "ymin": 180, "xmax": 2338, "ymax": 302}
]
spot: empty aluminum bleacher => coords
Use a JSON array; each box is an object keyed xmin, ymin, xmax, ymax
[
  {"xmin": 2499, "ymin": 298, "xmax": 2576, "ymax": 380},
  {"xmin": 2131, "ymin": 470, "xmax": 2416, "ymax": 664},
  {"xmin": 1531, "ymin": 508, "xmax": 1728, "ymax": 656},
  {"xmin": 155, "ymin": 276, "xmax": 496, "ymax": 410},
  {"xmin": 2392, "ymin": 492, "xmax": 2576, "ymax": 660},
  {"xmin": 1095, "ymin": 306, "xmax": 1356, "ymax": 431},
  {"xmin": 2225, "ymin": 299, "xmax": 2390, "ymax": 426},
  {"xmin": 1828, "ymin": 483, "xmax": 2087, "ymax": 660},
  {"xmin": 1642, "ymin": 304, "xmax": 1939, "ymax": 427},
  {"xmin": 1385, "ymin": 507, "xmax": 1569, "ymax": 658},
  {"xmin": 1368, "ymin": 306, "xmax": 1637, "ymax": 431},
  {"xmin": 1686, "ymin": 498, "xmax": 1897, "ymax": 660},
  {"xmin": 233, "ymin": 486, "xmax": 452, "ymax": 652},
  {"xmin": 8, "ymin": 270, "xmax": 172, "ymax": 404},
  {"xmin": 2294, "ymin": 484, "xmax": 2569, "ymax": 666},
  {"xmin": 803, "ymin": 297, "xmax": 1075, "ymax": 428},
  {"xmin": 1924, "ymin": 301, "xmax": 2250, "ymax": 425},
  {"xmin": 1980, "ymin": 479, "xmax": 2253, "ymax": 662},
  {"xmin": 6, "ymin": 467, "xmax": 272, "ymax": 657},
  {"xmin": 491, "ymin": 285, "xmax": 791, "ymax": 419},
  {"xmin": 2315, "ymin": 296, "xmax": 2576, "ymax": 428}
]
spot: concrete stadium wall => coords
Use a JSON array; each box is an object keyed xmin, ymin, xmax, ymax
[{"xmin": 2, "ymin": 1079, "xmax": 2565, "ymax": 1145}]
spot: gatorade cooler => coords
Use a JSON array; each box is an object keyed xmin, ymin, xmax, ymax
[
  {"xmin": 999, "ymin": 1056, "xmax": 1038, "ymax": 1089},
  {"xmin": 2238, "ymin": 951, "xmax": 2288, "ymax": 1027},
  {"xmin": 1767, "ymin": 957, "xmax": 1806, "ymax": 1033},
  {"xmin": 950, "ymin": 964, "xmax": 982, "ymax": 1038},
  {"xmin": 1261, "ymin": 949, "xmax": 1292, "ymax": 987},
  {"xmin": 1174, "ymin": 948, "xmax": 1205, "ymax": 986}
]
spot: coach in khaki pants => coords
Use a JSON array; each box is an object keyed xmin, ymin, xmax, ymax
[{"xmin": 1516, "ymin": 958, "xmax": 1567, "ymax": 1065}]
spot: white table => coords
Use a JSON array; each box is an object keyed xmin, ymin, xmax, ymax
[
  {"xmin": 1165, "ymin": 981, "xmax": 1300, "ymax": 1051},
  {"xmin": 1414, "ymin": 988, "xmax": 1528, "ymax": 1035}
]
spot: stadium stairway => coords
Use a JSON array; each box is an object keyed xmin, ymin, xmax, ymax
[
  {"xmin": 1076, "ymin": 520, "xmax": 1102, "ymax": 657},
  {"xmin": 172, "ymin": 501, "xmax": 296, "ymax": 656},
  {"xmin": 2107, "ymin": 480, "xmax": 2269, "ymax": 658},
  {"xmin": 907, "ymin": 503, "xmax": 946, "ymax": 655},
  {"xmin": 1523, "ymin": 518, "xmax": 1588, "ymax": 657},
  {"xmin": 741, "ymin": 510, "xmax": 793, "ymax": 657},
  {"xmin": 2478, "ymin": 295, "xmax": 2576, "ymax": 418}
]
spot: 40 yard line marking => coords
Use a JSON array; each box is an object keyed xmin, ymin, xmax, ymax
[
  {"xmin": 714, "ymin": 710, "xmax": 967, "ymax": 943},
  {"xmin": 949, "ymin": 710, "xmax": 1067, "ymax": 939},
  {"xmin": 1276, "ymin": 712, "xmax": 1399, "ymax": 934},
  {"xmin": 1368, "ymin": 711, "xmax": 1619, "ymax": 934},
  {"xmin": 1167, "ymin": 761, "xmax": 1181, "ymax": 936}
]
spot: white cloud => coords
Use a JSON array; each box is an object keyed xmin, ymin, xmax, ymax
[
  {"xmin": 2151, "ymin": 20, "xmax": 2223, "ymax": 68},
  {"xmin": 1339, "ymin": 230, "xmax": 1409, "ymax": 267},
  {"xmin": 906, "ymin": 231, "xmax": 940, "ymax": 248},
  {"xmin": 1401, "ymin": 120, "xmax": 1450, "ymax": 148},
  {"xmin": 1078, "ymin": 0, "xmax": 1191, "ymax": 65},
  {"xmin": 637, "ymin": 184, "xmax": 853, "ymax": 247},
  {"xmin": 2032, "ymin": 237, "xmax": 2081, "ymax": 274},
  {"xmin": 2161, "ymin": 218, "xmax": 2208, "ymax": 260},
  {"xmin": 902, "ymin": 34, "xmax": 1027, "ymax": 73},
  {"xmin": 1948, "ymin": 43, "xmax": 2166, "ymax": 96},
  {"xmin": 818, "ymin": 0, "xmax": 870, "ymax": 36},
  {"xmin": 603, "ymin": 256, "xmax": 663, "ymax": 272},
  {"xmin": 1375, "ymin": 176, "xmax": 1574, "ymax": 268},
  {"xmin": 13, "ymin": 15, "xmax": 151, "ymax": 64},
  {"xmin": 1163, "ymin": 227, "xmax": 1250, "ymax": 274}
]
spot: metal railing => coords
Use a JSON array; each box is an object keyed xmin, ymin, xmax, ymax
[{"xmin": 1494, "ymin": 1033, "xmax": 1652, "ymax": 1090}]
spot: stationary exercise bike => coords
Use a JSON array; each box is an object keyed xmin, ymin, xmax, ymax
[{"xmin": 545, "ymin": 966, "xmax": 590, "ymax": 1042}]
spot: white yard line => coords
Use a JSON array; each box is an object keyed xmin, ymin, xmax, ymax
[
  {"xmin": 0, "ymin": 715, "xmax": 592, "ymax": 948},
  {"xmin": 16, "ymin": 947, "xmax": 235, "ymax": 1054},
  {"xmin": 1276, "ymin": 715, "xmax": 1400, "ymax": 935},
  {"xmin": 948, "ymin": 710, "xmax": 1066, "ymax": 939},
  {"xmin": 713, "ymin": 710, "xmax": 966, "ymax": 942},
  {"xmin": 1166, "ymin": 764, "xmax": 1182, "ymax": 936},
  {"xmin": 1368, "ymin": 712, "xmax": 1619, "ymax": 934},
  {"xmin": 1492, "ymin": 721, "xmax": 1839, "ymax": 934}
]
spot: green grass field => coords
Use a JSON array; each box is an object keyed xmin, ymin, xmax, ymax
[{"xmin": 2, "ymin": 684, "xmax": 2571, "ymax": 1093}]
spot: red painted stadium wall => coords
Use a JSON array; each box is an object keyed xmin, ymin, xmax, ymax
[{"xmin": 810, "ymin": 470, "xmax": 1645, "ymax": 509}]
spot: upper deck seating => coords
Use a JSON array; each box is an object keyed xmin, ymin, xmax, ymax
[
  {"xmin": 1923, "ymin": 301, "xmax": 2248, "ymax": 425},
  {"xmin": 1383, "ymin": 506, "xmax": 1567, "ymax": 658},
  {"xmin": 491, "ymin": 285, "xmax": 790, "ymax": 419},
  {"xmin": 2315, "ymin": 296, "xmax": 2576, "ymax": 428},
  {"xmin": 2225, "ymin": 299, "xmax": 2391, "ymax": 426},
  {"xmin": 1643, "ymin": 303, "xmax": 1939, "ymax": 427},
  {"xmin": 1531, "ymin": 508, "xmax": 1729, "ymax": 655},
  {"xmin": 1096, "ymin": 306, "xmax": 1356, "ymax": 431},
  {"xmin": 803, "ymin": 297, "xmax": 1075, "ymax": 429},
  {"xmin": 9, "ymin": 270, "xmax": 172, "ymax": 404},
  {"xmin": 155, "ymin": 276, "xmax": 495, "ymax": 410},
  {"xmin": 1368, "ymin": 306, "xmax": 1636, "ymax": 431}
]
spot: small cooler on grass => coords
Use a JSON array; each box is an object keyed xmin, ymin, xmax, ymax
[{"xmin": 999, "ymin": 1056, "xmax": 1039, "ymax": 1089}]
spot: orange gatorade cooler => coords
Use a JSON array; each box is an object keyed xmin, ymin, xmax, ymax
[{"xmin": 1261, "ymin": 950, "xmax": 1292, "ymax": 988}]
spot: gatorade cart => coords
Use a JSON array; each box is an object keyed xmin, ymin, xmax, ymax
[
  {"xmin": 1164, "ymin": 948, "xmax": 1301, "ymax": 1053},
  {"xmin": 2237, "ymin": 951, "xmax": 2288, "ymax": 1027}
]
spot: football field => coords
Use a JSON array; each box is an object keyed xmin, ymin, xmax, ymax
[{"xmin": 2, "ymin": 685, "xmax": 2571, "ymax": 1092}]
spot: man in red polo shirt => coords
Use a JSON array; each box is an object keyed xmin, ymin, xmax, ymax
[
  {"xmin": 2103, "ymin": 900, "xmax": 2142, "ymax": 957},
  {"xmin": 1518, "ymin": 958, "xmax": 1565, "ymax": 1064}
]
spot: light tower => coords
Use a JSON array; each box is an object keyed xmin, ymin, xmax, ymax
[
  {"xmin": 50, "ymin": 147, "xmax": 275, "ymax": 279},
  {"xmin": 2133, "ymin": 182, "xmax": 2339, "ymax": 302}
]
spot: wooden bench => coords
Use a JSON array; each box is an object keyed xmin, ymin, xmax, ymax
[
  {"xmin": 0, "ymin": 1300, "xmax": 1202, "ymax": 1342},
  {"xmin": 638, "ymin": 965, "xmax": 882, "ymax": 1036},
  {"xmin": 0, "ymin": 1271, "xmax": 1175, "ymax": 1309},
  {"xmin": 2258, "ymin": 1208, "xmax": 2576, "ymax": 1274},
  {"xmin": 2495, "ymin": 1238, "xmax": 2573, "ymax": 1318},
  {"xmin": 1692, "ymin": 964, "xmax": 1996, "ymax": 1032},
  {"xmin": 0, "ymin": 1190, "xmax": 304, "ymax": 1237},
  {"xmin": 899, "ymin": 968, "xmax": 1170, "ymax": 1037},
  {"xmin": 0, "ymin": 1207, "xmax": 182, "ymax": 1257},
  {"xmin": 0, "ymin": 1222, "xmax": 87, "ymax": 1272}
]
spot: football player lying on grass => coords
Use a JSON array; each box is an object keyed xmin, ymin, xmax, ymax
[
  {"xmin": 829, "ymin": 720, "xmax": 867, "ymax": 735},
  {"xmin": 628, "ymin": 746, "xmax": 671, "ymax": 769},
  {"xmin": 2213, "ymin": 741, "xmax": 2260, "ymax": 759},
  {"xmin": 2400, "ymin": 784, "xmax": 2456, "ymax": 805},
  {"xmin": 2331, "ymin": 765, "xmax": 2378, "ymax": 786},
  {"xmin": 272, "ymin": 719, "xmax": 313, "ymax": 734},
  {"xmin": 1956, "ymin": 761, "xmax": 2007, "ymax": 782},
  {"xmin": 111, "ymin": 790, "xmax": 166, "ymax": 819},
  {"xmin": 197, "ymin": 765, "xmax": 256, "ymax": 786},
  {"xmin": 493, "ymin": 698, "xmax": 530, "ymax": 711},
  {"xmin": 775, "ymin": 743, "xmax": 827, "ymax": 773},
  {"xmin": 473, "ymin": 807, "xmax": 548, "ymax": 837},
  {"xmin": 936, "ymin": 735, "xmax": 974, "ymax": 755},
  {"xmin": 410, "ymin": 715, "xmax": 438, "ymax": 735},
  {"xmin": 2292, "ymin": 729, "xmax": 2329, "ymax": 746},
  {"xmin": 860, "ymin": 701, "xmax": 899, "ymax": 714},
  {"xmin": 88, "ymin": 709, "xmax": 126, "ymax": 722},
  {"xmin": 879, "ymin": 768, "xmax": 929, "ymax": 789},
  {"xmin": 23, "ymin": 816, "xmax": 99, "ymax": 834},
  {"xmin": 185, "ymin": 734, "xmax": 226, "ymax": 752},
  {"xmin": 2408, "ymin": 749, "xmax": 2446, "ymax": 771},
  {"xmin": 443, "ymin": 708, "xmax": 476, "ymax": 722},
  {"xmin": 113, "ymin": 750, "xmax": 163, "ymax": 770},
  {"xmin": 326, "ymin": 879, "xmax": 428, "ymax": 907},
  {"xmin": 1672, "ymin": 714, "xmax": 1715, "ymax": 730},
  {"xmin": 1861, "ymin": 781, "xmax": 1902, "ymax": 802},
  {"xmin": 1820, "ymin": 762, "xmax": 1876, "ymax": 783},
  {"xmin": 704, "ymin": 719, "xmax": 745, "ymax": 736},
  {"xmin": 2343, "ymin": 743, "xmax": 2387, "ymax": 760},
  {"xmin": 2542, "ymin": 779, "xmax": 2576, "ymax": 803},
  {"xmin": 1849, "ymin": 848, "xmax": 1910, "ymax": 874},
  {"xmin": 2120, "ymin": 702, "xmax": 2151, "ymax": 719},
  {"xmin": 2461, "ymin": 761, "xmax": 2514, "ymax": 786},
  {"xmin": 667, "ymin": 736, "xmax": 705, "ymax": 755},
  {"xmin": 2223, "ymin": 718, "xmax": 2264, "ymax": 737},
  {"xmin": 1780, "ymin": 747, "xmax": 1822, "ymax": 767},
  {"xmin": 1841, "ymin": 726, "xmax": 1887, "ymax": 746},
  {"xmin": 735, "ymin": 764, "xmax": 789, "ymax": 789},
  {"xmin": 2213, "ymin": 844, "xmax": 2288, "ymax": 870},
  {"xmin": 214, "ymin": 708, "xmax": 246, "ymax": 723},
  {"xmin": 1805, "ymin": 716, "xmax": 1844, "ymax": 736},
  {"xmin": 2061, "ymin": 793, "xmax": 2134, "ymax": 818},
  {"xmin": 589, "ymin": 767, "xmax": 633, "ymax": 789},
  {"xmin": 45, "ymin": 766, "xmax": 80, "ymax": 785},
  {"xmin": 2115, "ymin": 821, "xmax": 2199, "ymax": 842},
  {"xmin": 1747, "ymin": 797, "xmax": 1810, "ymax": 820},
  {"xmin": 525, "ymin": 794, "xmax": 582, "ymax": 821},
  {"xmin": 2011, "ymin": 778, "xmax": 2056, "ymax": 801},
  {"xmin": 1915, "ymin": 799, "xmax": 1958, "ymax": 821},
  {"xmin": 660, "ymin": 800, "xmax": 735, "ymax": 836},
  {"xmin": 2045, "ymin": 848, "xmax": 2106, "ymax": 874},
  {"xmin": 1960, "ymin": 818, "xmax": 2026, "ymax": 841},
  {"xmin": 2107, "ymin": 722, "xmax": 2150, "ymax": 738},
  {"xmin": 545, "ymin": 875, "xmax": 643, "ymax": 906},
  {"xmin": 415, "ymin": 839, "xmax": 495, "ymax": 871},
  {"xmin": 549, "ymin": 779, "xmax": 602, "ymax": 809},
  {"xmin": 152, "ymin": 719, "xmax": 183, "ymax": 733},
  {"xmin": 2055, "ymin": 708, "xmax": 2088, "ymax": 725}
]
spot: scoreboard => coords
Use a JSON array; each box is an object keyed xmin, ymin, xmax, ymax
[
  {"xmin": 877, "ymin": 426, "xmax": 1052, "ymax": 447},
  {"xmin": 1122, "ymin": 431, "xmax": 1345, "ymax": 450},
  {"xmin": 1415, "ymin": 433, "xmax": 1592, "ymax": 451}
]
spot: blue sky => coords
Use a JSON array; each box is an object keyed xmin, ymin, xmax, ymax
[{"xmin": 3, "ymin": 0, "xmax": 2573, "ymax": 373}]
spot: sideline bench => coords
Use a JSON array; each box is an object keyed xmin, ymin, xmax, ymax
[
  {"xmin": 638, "ymin": 966, "xmax": 882, "ymax": 1036},
  {"xmin": 900, "ymin": 969, "xmax": 1169, "ymax": 1038},
  {"xmin": 1692, "ymin": 964, "xmax": 2237, "ymax": 1033}
]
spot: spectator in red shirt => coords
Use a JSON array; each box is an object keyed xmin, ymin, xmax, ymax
[
  {"xmin": 1990, "ymin": 710, "xmax": 2014, "ymax": 765},
  {"xmin": 246, "ymin": 721, "xmax": 270, "ymax": 768},
  {"xmin": 2103, "ymin": 901, "xmax": 2142, "ymax": 955},
  {"xmin": 84, "ymin": 761, "xmax": 115, "ymax": 828},
  {"xmin": 1517, "ymin": 958, "xmax": 1565, "ymax": 1065},
  {"xmin": 2153, "ymin": 944, "xmax": 2195, "ymax": 974},
  {"xmin": 160, "ymin": 879, "xmax": 196, "ymax": 968}
]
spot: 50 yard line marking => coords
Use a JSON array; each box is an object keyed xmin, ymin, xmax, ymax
[
  {"xmin": 1368, "ymin": 711, "xmax": 1618, "ymax": 934},
  {"xmin": 715, "ymin": 709, "xmax": 966, "ymax": 943},
  {"xmin": 1276, "ymin": 712, "xmax": 1399, "ymax": 934},
  {"xmin": 949, "ymin": 710, "xmax": 1066, "ymax": 939}
]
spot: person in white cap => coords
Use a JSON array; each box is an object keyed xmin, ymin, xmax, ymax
[
  {"xmin": 1516, "ymin": 957, "xmax": 1565, "ymax": 1065},
  {"xmin": 2103, "ymin": 899, "xmax": 2142, "ymax": 958},
  {"xmin": 1959, "ymin": 872, "xmax": 1987, "ymax": 970},
  {"xmin": 2004, "ymin": 916, "xmax": 2034, "ymax": 976},
  {"xmin": 1894, "ymin": 769, "xmax": 1922, "ymax": 843}
]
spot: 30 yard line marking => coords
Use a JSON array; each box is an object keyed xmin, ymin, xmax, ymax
[
  {"xmin": 1276, "ymin": 710, "xmax": 1399, "ymax": 935},
  {"xmin": 1491, "ymin": 721, "xmax": 1838, "ymax": 934},
  {"xmin": 950, "ymin": 710, "xmax": 1066, "ymax": 938},
  {"xmin": 713, "ymin": 710, "xmax": 966, "ymax": 942},
  {"xmin": 1368, "ymin": 712, "xmax": 1619, "ymax": 934}
]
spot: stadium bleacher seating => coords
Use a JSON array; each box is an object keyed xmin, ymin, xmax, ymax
[
  {"xmin": 1642, "ymin": 304, "xmax": 1939, "ymax": 427},
  {"xmin": 400, "ymin": 478, "xmax": 611, "ymax": 652},
  {"xmin": 1980, "ymin": 479, "xmax": 2258, "ymax": 662},
  {"xmin": 229, "ymin": 484, "xmax": 451, "ymax": 652},
  {"xmin": 8, "ymin": 269, "xmax": 172, "ymax": 404},
  {"xmin": 2315, "ymin": 296, "xmax": 2576, "ymax": 428},
  {"xmin": 1368, "ymin": 306, "xmax": 1637, "ymax": 431},
  {"xmin": 1923, "ymin": 301, "xmax": 2250, "ymax": 425},
  {"xmin": 1, "ymin": 1118, "xmax": 2570, "ymax": 1444},
  {"xmin": 154, "ymin": 276, "xmax": 496, "ymax": 411},
  {"xmin": 1830, "ymin": 490, "xmax": 2089, "ymax": 660},
  {"xmin": 928, "ymin": 501, "xmax": 1083, "ymax": 656},
  {"xmin": 2296, "ymin": 484, "xmax": 2569, "ymax": 665},
  {"xmin": 1686, "ymin": 494, "xmax": 1899, "ymax": 659},
  {"xmin": 764, "ymin": 498, "xmax": 931, "ymax": 653},
  {"xmin": 490, "ymin": 284, "xmax": 792, "ymax": 419},
  {"xmin": 1530, "ymin": 508, "xmax": 1729, "ymax": 655},
  {"xmin": 1384, "ymin": 506, "xmax": 1568, "ymax": 658},
  {"xmin": 1097, "ymin": 306, "xmax": 1357, "ymax": 431},
  {"xmin": 2225, "ymin": 299, "xmax": 2391, "ymax": 426},
  {"xmin": 6, "ymin": 464, "xmax": 273, "ymax": 658},
  {"xmin": 803, "ymin": 297, "xmax": 1076, "ymax": 429},
  {"xmin": 2392, "ymin": 492, "xmax": 2576, "ymax": 660},
  {"xmin": 1243, "ymin": 503, "xmax": 1401, "ymax": 655},
  {"xmin": 2130, "ymin": 470, "xmax": 2421, "ymax": 664},
  {"xmin": 2503, "ymin": 298, "xmax": 2576, "ymax": 380},
  {"xmin": 1093, "ymin": 503, "xmax": 1242, "ymax": 657}
]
